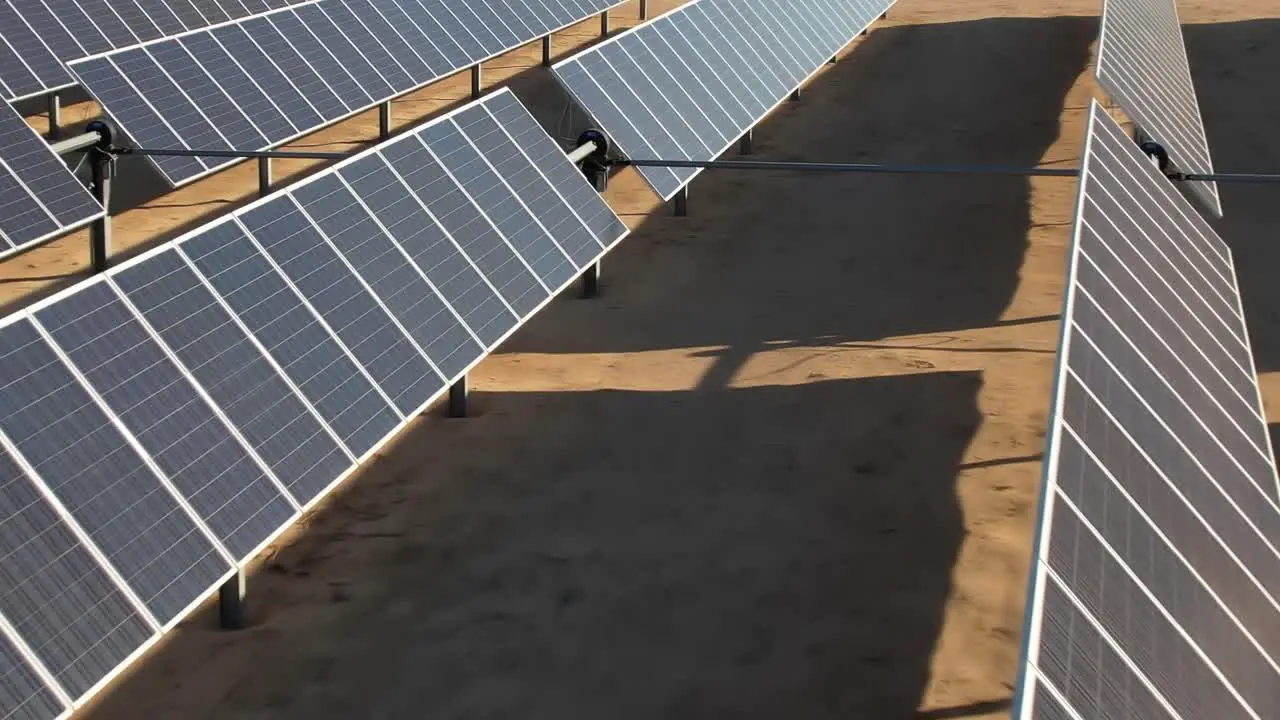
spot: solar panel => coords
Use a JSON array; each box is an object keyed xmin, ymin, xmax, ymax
[
  {"xmin": 552, "ymin": 0, "xmax": 894, "ymax": 200},
  {"xmin": 1014, "ymin": 101, "xmax": 1280, "ymax": 719},
  {"xmin": 0, "ymin": 0, "xmax": 321, "ymax": 102},
  {"xmin": 0, "ymin": 100, "xmax": 102, "ymax": 258},
  {"xmin": 0, "ymin": 88, "xmax": 627, "ymax": 720},
  {"xmin": 68, "ymin": 0, "xmax": 627, "ymax": 186},
  {"xmin": 1096, "ymin": 0, "xmax": 1221, "ymax": 216}
]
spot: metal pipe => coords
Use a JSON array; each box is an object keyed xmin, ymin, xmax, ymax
[
  {"xmin": 116, "ymin": 147, "xmax": 349, "ymax": 160},
  {"xmin": 47, "ymin": 93, "xmax": 61, "ymax": 142},
  {"xmin": 600, "ymin": 10, "xmax": 609, "ymax": 36},
  {"xmin": 379, "ymin": 101, "xmax": 391, "ymax": 140},
  {"xmin": 639, "ymin": 0, "xmax": 647, "ymax": 20},
  {"xmin": 1175, "ymin": 172, "xmax": 1280, "ymax": 185},
  {"xmin": 258, "ymin": 157, "xmax": 271, "ymax": 197},
  {"xmin": 565, "ymin": 140, "xmax": 599, "ymax": 165},
  {"xmin": 471, "ymin": 64, "xmax": 482, "ymax": 99},
  {"xmin": 617, "ymin": 158, "xmax": 1080, "ymax": 178},
  {"xmin": 89, "ymin": 149, "xmax": 112, "ymax": 273},
  {"xmin": 50, "ymin": 130, "xmax": 105, "ymax": 156},
  {"xmin": 542, "ymin": 35, "xmax": 552, "ymax": 66}
]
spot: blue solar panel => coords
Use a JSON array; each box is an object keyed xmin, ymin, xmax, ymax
[
  {"xmin": 0, "ymin": 89, "xmax": 629, "ymax": 720},
  {"xmin": 70, "ymin": 0, "xmax": 627, "ymax": 186},
  {"xmin": 553, "ymin": 0, "xmax": 895, "ymax": 199}
]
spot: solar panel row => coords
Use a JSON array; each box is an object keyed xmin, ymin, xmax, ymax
[
  {"xmin": 0, "ymin": 89, "xmax": 627, "ymax": 720},
  {"xmin": 1014, "ymin": 102, "xmax": 1280, "ymax": 719},
  {"xmin": 0, "ymin": 100, "xmax": 103, "ymax": 258},
  {"xmin": 0, "ymin": 0, "xmax": 319, "ymax": 101},
  {"xmin": 69, "ymin": 0, "xmax": 624, "ymax": 186},
  {"xmin": 552, "ymin": 0, "xmax": 894, "ymax": 200},
  {"xmin": 1096, "ymin": 0, "xmax": 1221, "ymax": 216}
]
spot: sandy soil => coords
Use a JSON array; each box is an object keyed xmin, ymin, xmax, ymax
[{"xmin": 3, "ymin": 0, "xmax": 1278, "ymax": 718}]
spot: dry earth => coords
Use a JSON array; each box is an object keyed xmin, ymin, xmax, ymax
[{"xmin": 3, "ymin": 0, "xmax": 1278, "ymax": 718}]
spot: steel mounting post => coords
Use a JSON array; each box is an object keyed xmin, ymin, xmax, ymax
[
  {"xmin": 88, "ymin": 148, "xmax": 113, "ymax": 273},
  {"xmin": 542, "ymin": 35, "xmax": 552, "ymax": 66},
  {"xmin": 47, "ymin": 93, "xmax": 61, "ymax": 141},
  {"xmin": 258, "ymin": 156, "xmax": 272, "ymax": 198},
  {"xmin": 600, "ymin": 10, "xmax": 609, "ymax": 36},
  {"xmin": 581, "ymin": 260, "xmax": 601, "ymax": 298},
  {"xmin": 640, "ymin": 0, "xmax": 647, "ymax": 20},
  {"xmin": 448, "ymin": 375, "xmax": 469, "ymax": 417},
  {"xmin": 674, "ymin": 186, "xmax": 689, "ymax": 216},
  {"xmin": 740, "ymin": 128, "xmax": 754, "ymax": 155},
  {"xmin": 471, "ymin": 64, "xmax": 482, "ymax": 99},
  {"xmin": 219, "ymin": 570, "xmax": 246, "ymax": 630},
  {"xmin": 379, "ymin": 101, "xmax": 391, "ymax": 140}
]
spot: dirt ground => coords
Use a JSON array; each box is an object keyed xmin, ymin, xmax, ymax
[{"xmin": 4, "ymin": 0, "xmax": 1278, "ymax": 717}]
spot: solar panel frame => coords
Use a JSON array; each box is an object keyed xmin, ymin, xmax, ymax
[
  {"xmin": 68, "ymin": 0, "xmax": 629, "ymax": 187},
  {"xmin": 552, "ymin": 0, "xmax": 896, "ymax": 201},
  {"xmin": 1013, "ymin": 101, "xmax": 1280, "ymax": 719},
  {"xmin": 1095, "ymin": 0, "xmax": 1222, "ymax": 217}
]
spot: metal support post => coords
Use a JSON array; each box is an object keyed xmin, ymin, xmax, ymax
[
  {"xmin": 600, "ymin": 10, "xmax": 609, "ymax": 36},
  {"xmin": 739, "ymin": 128, "xmax": 754, "ymax": 155},
  {"xmin": 581, "ymin": 260, "xmax": 601, "ymax": 298},
  {"xmin": 583, "ymin": 160, "xmax": 608, "ymax": 191},
  {"xmin": 448, "ymin": 375, "xmax": 468, "ymax": 418},
  {"xmin": 219, "ymin": 570, "xmax": 246, "ymax": 630},
  {"xmin": 673, "ymin": 186, "xmax": 688, "ymax": 217},
  {"xmin": 829, "ymin": 55, "xmax": 838, "ymax": 64},
  {"xmin": 542, "ymin": 36, "xmax": 552, "ymax": 66},
  {"xmin": 471, "ymin": 64, "xmax": 482, "ymax": 99},
  {"xmin": 790, "ymin": 89, "xmax": 801, "ymax": 102},
  {"xmin": 639, "ymin": 0, "xmax": 647, "ymax": 20},
  {"xmin": 379, "ymin": 101, "xmax": 391, "ymax": 140},
  {"xmin": 881, "ymin": 11, "xmax": 887, "ymax": 18},
  {"xmin": 89, "ymin": 148, "xmax": 112, "ymax": 273},
  {"xmin": 47, "ymin": 93, "xmax": 61, "ymax": 141},
  {"xmin": 258, "ymin": 156, "xmax": 271, "ymax": 198}
]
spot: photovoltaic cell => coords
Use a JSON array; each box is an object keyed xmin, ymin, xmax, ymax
[
  {"xmin": 553, "ymin": 0, "xmax": 895, "ymax": 200},
  {"xmin": 0, "ymin": 102, "xmax": 103, "ymax": 257},
  {"xmin": 112, "ymin": 248, "xmax": 352, "ymax": 505},
  {"xmin": 294, "ymin": 168, "xmax": 484, "ymax": 380},
  {"xmin": 69, "ymin": 0, "xmax": 627, "ymax": 186},
  {"xmin": 0, "ymin": 320, "xmax": 229, "ymax": 625},
  {"xmin": 0, "ymin": 89, "xmax": 629, "ymax": 720},
  {"xmin": 0, "ymin": 0, "xmax": 320, "ymax": 101},
  {"xmin": 34, "ymin": 282, "xmax": 297, "ymax": 561},
  {"xmin": 0, "ymin": 627, "xmax": 66, "ymax": 720},
  {"xmin": 182, "ymin": 224, "xmax": 400, "ymax": 460},
  {"xmin": 239, "ymin": 198, "xmax": 443, "ymax": 415},
  {"xmin": 1096, "ymin": 0, "xmax": 1221, "ymax": 216},
  {"xmin": 0, "ymin": 447, "xmax": 152, "ymax": 699},
  {"xmin": 1014, "ymin": 102, "xmax": 1280, "ymax": 719}
]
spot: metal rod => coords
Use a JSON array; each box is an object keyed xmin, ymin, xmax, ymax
[
  {"xmin": 565, "ymin": 140, "xmax": 599, "ymax": 165},
  {"xmin": 789, "ymin": 89, "xmax": 801, "ymax": 102},
  {"xmin": 471, "ymin": 64, "xmax": 482, "ymax": 99},
  {"xmin": 581, "ymin": 260, "xmax": 601, "ymax": 298},
  {"xmin": 673, "ymin": 186, "xmax": 688, "ymax": 216},
  {"xmin": 89, "ymin": 149, "xmax": 112, "ymax": 273},
  {"xmin": 47, "ymin": 93, "xmax": 61, "ymax": 142},
  {"xmin": 618, "ymin": 158, "xmax": 1080, "ymax": 177},
  {"xmin": 379, "ymin": 101, "xmax": 391, "ymax": 140},
  {"xmin": 600, "ymin": 10, "xmax": 609, "ymax": 36},
  {"xmin": 219, "ymin": 571, "xmax": 246, "ymax": 630},
  {"xmin": 258, "ymin": 157, "xmax": 271, "ymax": 197},
  {"xmin": 1175, "ymin": 172, "xmax": 1280, "ymax": 185},
  {"xmin": 118, "ymin": 147, "xmax": 348, "ymax": 160},
  {"xmin": 739, "ymin": 129, "xmax": 754, "ymax": 155},
  {"xmin": 50, "ymin": 130, "xmax": 104, "ymax": 156},
  {"xmin": 542, "ymin": 35, "xmax": 552, "ymax": 66},
  {"xmin": 639, "ymin": 0, "xmax": 647, "ymax": 20},
  {"xmin": 448, "ymin": 376, "xmax": 468, "ymax": 418}
]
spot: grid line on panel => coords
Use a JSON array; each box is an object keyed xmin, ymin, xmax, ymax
[
  {"xmin": 24, "ymin": 316, "xmax": 237, "ymax": 592},
  {"xmin": 414, "ymin": 136, "xmax": 554, "ymax": 300},
  {"xmin": 32, "ymin": 281, "xmax": 299, "ymax": 563},
  {"xmin": 1016, "ymin": 102, "xmax": 1280, "ymax": 720},
  {"xmin": 551, "ymin": 0, "xmax": 894, "ymax": 200},
  {"xmin": 68, "ymin": 0, "xmax": 629, "ymax": 186},
  {"xmin": 1041, "ymin": 568, "xmax": 1187, "ymax": 720},
  {"xmin": 1061, "ymin": 423, "xmax": 1280, "ymax": 668},
  {"xmin": 1089, "ymin": 139, "xmax": 1238, "ymax": 319},
  {"xmin": 323, "ymin": 167, "xmax": 489, "ymax": 375},
  {"xmin": 1095, "ymin": 0, "xmax": 1220, "ymax": 215},
  {"xmin": 283, "ymin": 196, "xmax": 454, "ymax": 386},
  {"xmin": 181, "ymin": 222, "xmax": 405, "ymax": 458}
]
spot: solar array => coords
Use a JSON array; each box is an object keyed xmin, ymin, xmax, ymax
[
  {"xmin": 1096, "ymin": 0, "xmax": 1221, "ymax": 216},
  {"xmin": 68, "ymin": 0, "xmax": 624, "ymax": 187},
  {"xmin": 551, "ymin": 0, "xmax": 894, "ymax": 200},
  {"xmin": 0, "ymin": 88, "xmax": 627, "ymax": 720},
  {"xmin": 0, "ymin": 0, "xmax": 316, "ymax": 101},
  {"xmin": 1014, "ymin": 102, "xmax": 1280, "ymax": 719},
  {"xmin": 0, "ymin": 100, "xmax": 102, "ymax": 259}
]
